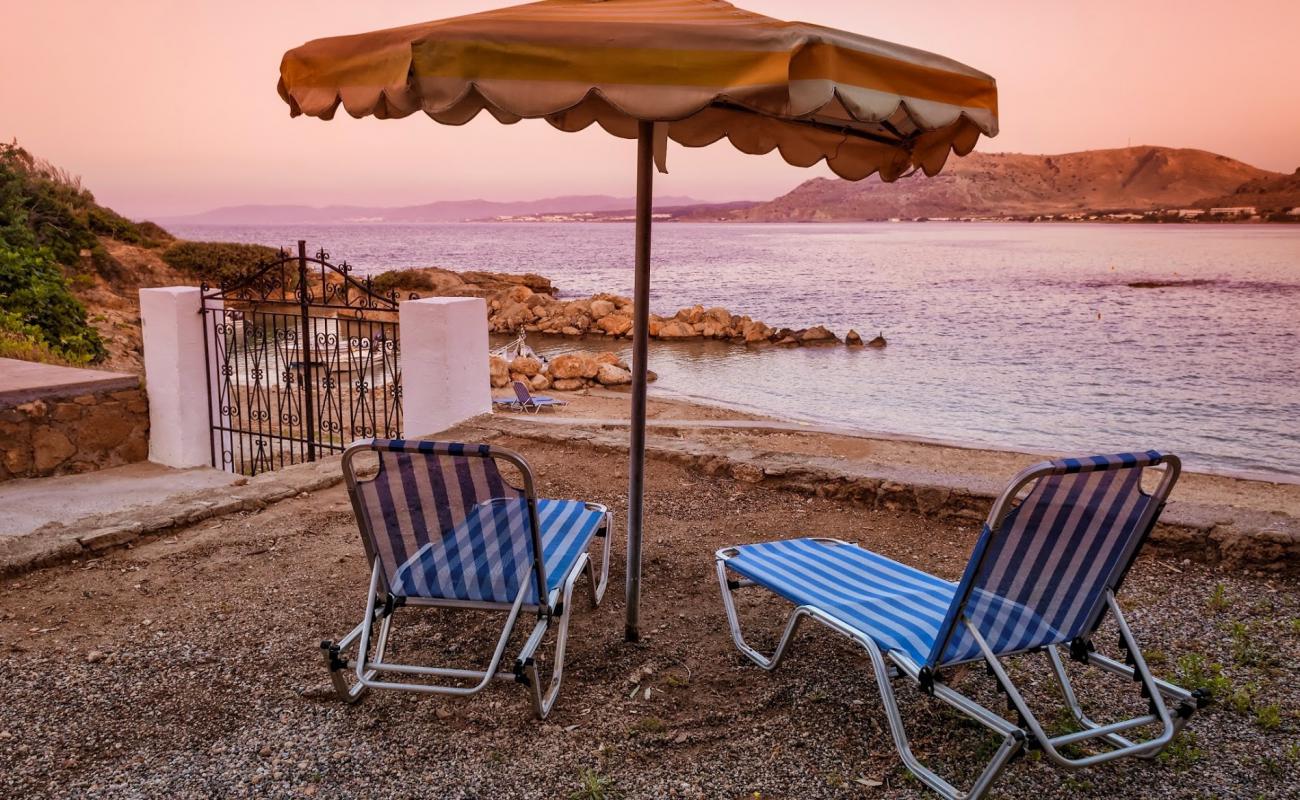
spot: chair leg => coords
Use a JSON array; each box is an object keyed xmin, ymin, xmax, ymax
[
  {"xmin": 1045, "ymin": 637, "xmax": 1202, "ymax": 760},
  {"xmin": 715, "ymin": 559, "xmax": 808, "ymax": 670},
  {"xmin": 585, "ymin": 511, "xmax": 613, "ymax": 608},
  {"xmin": 320, "ymin": 587, "xmax": 394, "ymax": 704},
  {"xmin": 857, "ymin": 637, "xmax": 1023, "ymax": 800},
  {"xmin": 964, "ymin": 594, "xmax": 1182, "ymax": 770},
  {"xmin": 517, "ymin": 554, "xmax": 588, "ymax": 719},
  {"xmin": 717, "ymin": 559, "xmax": 1023, "ymax": 799}
]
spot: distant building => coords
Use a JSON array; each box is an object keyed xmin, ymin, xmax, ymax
[
  {"xmin": 1171, "ymin": 208, "xmax": 1205, "ymax": 218},
  {"xmin": 1210, "ymin": 206, "xmax": 1257, "ymax": 216},
  {"xmin": 1288, "ymin": 207, "xmax": 1300, "ymax": 216}
]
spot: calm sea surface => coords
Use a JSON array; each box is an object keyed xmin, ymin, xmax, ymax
[{"xmin": 169, "ymin": 222, "xmax": 1300, "ymax": 479}]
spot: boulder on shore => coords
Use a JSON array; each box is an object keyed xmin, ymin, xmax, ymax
[
  {"xmin": 596, "ymin": 363, "xmax": 633, "ymax": 386},
  {"xmin": 489, "ymin": 349, "xmax": 655, "ymax": 394},
  {"xmin": 509, "ymin": 356, "xmax": 542, "ymax": 376},
  {"xmin": 798, "ymin": 325, "xmax": 839, "ymax": 345},
  {"xmin": 596, "ymin": 313, "xmax": 632, "ymax": 336},
  {"xmin": 488, "ymin": 355, "xmax": 509, "ymax": 388}
]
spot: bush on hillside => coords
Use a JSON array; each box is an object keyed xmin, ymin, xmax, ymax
[
  {"xmin": 161, "ymin": 240, "xmax": 283, "ymax": 286},
  {"xmin": 370, "ymin": 268, "xmax": 438, "ymax": 295},
  {"xmin": 0, "ymin": 310, "xmax": 70, "ymax": 365},
  {"xmin": 0, "ymin": 142, "xmax": 168, "ymax": 276},
  {"xmin": 0, "ymin": 246, "xmax": 105, "ymax": 363}
]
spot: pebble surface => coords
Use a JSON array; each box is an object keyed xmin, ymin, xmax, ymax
[{"xmin": 1, "ymin": 435, "xmax": 1296, "ymax": 799}]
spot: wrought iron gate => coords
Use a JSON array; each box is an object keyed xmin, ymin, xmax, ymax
[{"xmin": 200, "ymin": 241, "xmax": 403, "ymax": 475}]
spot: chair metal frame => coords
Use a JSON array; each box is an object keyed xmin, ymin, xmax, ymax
[
  {"xmin": 321, "ymin": 439, "xmax": 612, "ymax": 718},
  {"xmin": 717, "ymin": 454, "xmax": 1208, "ymax": 799}
]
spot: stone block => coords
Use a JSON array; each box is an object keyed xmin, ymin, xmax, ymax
[
  {"xmin": 32, "ymin": 427, "xmax": 76, "ymax": 472},
  {"xmin": 77, "ymin": 524, "xmax": 143, "ymax": 552},
  {"xmin": 51, "ymin": 402, "xmax": 84, "ymax": 422}
]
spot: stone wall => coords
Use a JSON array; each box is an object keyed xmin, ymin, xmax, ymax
[{"xmin": 0, "ymin": 384, "xmax": 149, "ymax": 481}]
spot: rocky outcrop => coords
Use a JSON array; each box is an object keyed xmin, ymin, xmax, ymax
[
  {"xmin": 482, "ymin": 283, "xmax": 869, "ymax": 348},
  {"xmin": 489, "ymin": 350, "xmax": 655, "ymax": 393}
]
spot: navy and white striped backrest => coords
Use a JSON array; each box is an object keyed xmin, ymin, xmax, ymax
[
  {"xmin": 513, "ymin": 381, "xmax": 532, "ymax": 405},
  {"xmin": 344, "ymin": 439, "xmax": 545, "ymax": 604},
  {"xmin": 928, "ymin": 452, "xmax": 1177, "ymax": 668}
]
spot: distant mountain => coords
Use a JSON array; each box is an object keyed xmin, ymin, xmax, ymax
[
  {"xmin": 158, "ymin": 194, "xmax": 704, "ymax": 225},
  {"xmin": 1195, "ymin": 168, "xmax": 1300, "ymax": 212},
  {"xmin": 700, "ymin": 146, "xmax": 1281, "ymax": 222}
]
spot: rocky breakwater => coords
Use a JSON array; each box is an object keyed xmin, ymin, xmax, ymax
[
  {"xmin": 487, "ymin": 284, "xmax": 882, "ymax": 349},
  {"xmin": 489, "ymin": 350, "xmax": 656, "ymax": 393}
]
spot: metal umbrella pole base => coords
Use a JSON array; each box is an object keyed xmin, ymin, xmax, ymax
[{"xmin": 625, "ymin": 120, "xmax": 655, "ymax": 642}]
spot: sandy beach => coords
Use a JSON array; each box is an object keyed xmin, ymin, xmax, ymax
[{"xmin": 532, "ymin": 387, "xmax": 1300, "ymax": 525}]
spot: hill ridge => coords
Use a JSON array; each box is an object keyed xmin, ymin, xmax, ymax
[{"xmin": 707, "ymin": 146, "xmax": 1288, "ymax": 222}]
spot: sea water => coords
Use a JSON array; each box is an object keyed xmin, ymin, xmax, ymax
[{"xmin": 168, "ymin": 222, "xmax": 1300, "ymax": 479}]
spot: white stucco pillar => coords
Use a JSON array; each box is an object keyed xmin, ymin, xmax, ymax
[
  {"xmin": 399, "ymin": 297, "xmax": 491, "ymax": 437},
  {"xmin": 140, "ymin": 287, "xmax": 215, "ymax": 468}
]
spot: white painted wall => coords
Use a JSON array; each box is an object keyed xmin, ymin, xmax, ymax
[
  {"xmin": 139, "ymin": 287, "xmax": 217, "ymax": 468},
  {"xmin": 399, "ymin": 297, "xmax": 491, "ymax": 437}
]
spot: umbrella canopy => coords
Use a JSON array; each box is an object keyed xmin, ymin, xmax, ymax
[
  {"xmin": 279, "ymin": 0, "xmax": 997, "ymax": 180},
  {"xmin": 277, "ymin": 0, "xmax": 998, "ymax": 641}
]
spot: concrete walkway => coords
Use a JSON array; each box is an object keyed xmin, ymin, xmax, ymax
[
  {"xmin": 0, "ymin": 456, "xmax": 346, "ymax": 575},
  {"xmin": 0, "ymin": 357, "xmax": 138, "ymax": 405},
  {"xmin": 0, "ymin": 462, "xmax": 241, "ymax": 540}
]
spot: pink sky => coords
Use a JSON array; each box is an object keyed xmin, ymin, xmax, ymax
[{"xmin": 5, "ymin": 1, "xmax": 1299, "ymax": 218}]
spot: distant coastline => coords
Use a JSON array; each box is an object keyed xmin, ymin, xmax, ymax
[{"xmin": 157, "ymin": 145, "xmax": 1300, "ymax": 227}]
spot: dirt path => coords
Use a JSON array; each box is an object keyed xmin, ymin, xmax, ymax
[{"xmin": 1, "ymin": 433, "xmax": 1296, "ymax": 799}]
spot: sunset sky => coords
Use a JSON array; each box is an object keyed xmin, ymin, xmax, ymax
[{"xmin": 5, "ymin": 0, "xmax": 1299, "ymax": 218}]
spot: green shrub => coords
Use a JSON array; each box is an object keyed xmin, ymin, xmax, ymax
[
  {"xmin": 1255, "ymin": 704, "xmax": 1283, "ymax": 731},
  {"xmin": 0, "ymin": 309, "xmax": 70, "ymax": 365},
  {"xmin": 370, "ymin": 268, "xmax": 437, "ymax": 295},
  {"xmin": 570, "ymin": 769, "xmax": 618, "ymax": 800},
  {"xmin": 0, "ymin": 246, "xmax": 105, "ymax": 363},
  {"xmin": 0, "ymin": 141, "xmax": 164, "ymax": 277},
  {"xmin": 162, "ymin": 240, "xmax": 281, "ymax": 286},
  {"xmin": 1206, "ymin": 583, "xmax": 1230, "ymax": 612}
]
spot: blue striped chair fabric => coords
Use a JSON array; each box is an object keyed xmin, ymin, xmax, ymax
[
  {"xmin": 724, "ymin": 538, "xmax": 1049, "ymax": 666},
  {"xmin": 391, "ymin": 498, "xmax": 604, "ymax": 603},
  {"xmin": 351, "ymin": 439, "xmax": 604, "ymax": 605},
  {"xmin": 929, "ymin": 451, "xmax": 1161, "ymax": 666},
  {"xmin": 725, "ymin": 452, "xmax": 1164, "ymax": 668}
]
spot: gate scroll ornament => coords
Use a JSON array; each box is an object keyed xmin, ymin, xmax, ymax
[{"xmin": 200, "ymin": 240, "xmax": 407, "ymax": 475}]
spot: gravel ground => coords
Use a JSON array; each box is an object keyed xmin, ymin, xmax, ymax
[{"xmin": 1, "ymin": 434, "xmax": 1297, "ymax": 799}]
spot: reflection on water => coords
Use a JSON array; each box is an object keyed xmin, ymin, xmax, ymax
[{"xmin": 173, "ymin": 221, "xmax": 1300, "ymax": 478}]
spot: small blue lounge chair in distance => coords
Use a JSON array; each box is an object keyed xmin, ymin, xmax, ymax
[
  {"xmin": 322, "ymin": 439, "xmax": 611, "ymax": 718},
  {"xmin": 716, "ymin": 452, "xmax": 1207, "ymax": 799},
  {"xmin": 507, "ymin": 379, "xmax": 567, "ymax": 413}
]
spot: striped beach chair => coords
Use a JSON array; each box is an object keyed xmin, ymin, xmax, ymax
[
  {"xmin": 322, "ymin": 439, "xmax": 612, "ymax": 718},
  {"xmin": 716, "ymin": 452, "xmax": 1208, "ymax": 799},
  {"xmin": 511, "ymin": 379, "xmax": 567, "ymax": 413}
]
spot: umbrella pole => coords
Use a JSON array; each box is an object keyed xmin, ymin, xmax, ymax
[{"xmin": 625, "ymin": 120, "xmax": 654, "ymax": 642}]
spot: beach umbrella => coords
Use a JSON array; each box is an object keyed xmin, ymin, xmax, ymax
[{"xmin": 278, "ymin": 0, "xmax": 998, "ymax": 641}]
